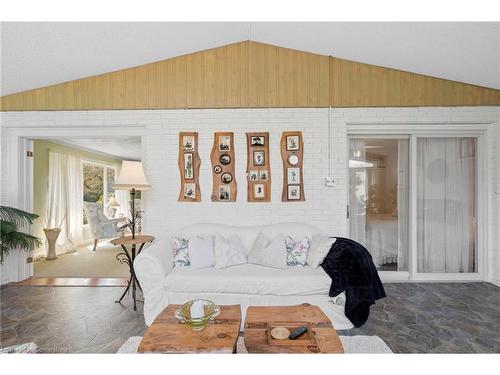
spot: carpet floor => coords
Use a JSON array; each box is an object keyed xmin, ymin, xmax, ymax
[{"xmin": 33, "ymin": 242, "xmax": 129, "ymax": 278}]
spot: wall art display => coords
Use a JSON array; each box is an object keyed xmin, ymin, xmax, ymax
[
  {"xmin": 251, "ymin": 136, "xmax": 265, "ymax": 146},
  {"xmin": 287, "ymin": 185, "xmax": 301, "ymax": 200},
  {"xmin": 219, "ymin": 185, "xmax": 231, "ymax": 201},
  {"xmin": 286, "ymin": 135, "xmax": 300, "ymax": 151},
  {"xmin": 219, "ymin": 136, "xmax": 231, "ymax": 151},
  {"xmin": 182, "ymin": 135, "xmax": 195, "ymax": 151},
  {"xmin": 178, "ymin": 132, "xmax": 201, "ymax": 202},
  {"xmin": 254, "ymin": 184, "xmax": 265, "ymax": 199},
  {"xmin": 246, "ymin": 132, "xmax": 271, "ymax": 202},
  {"xmin": 281, "ymin": 131, "xmax": 305, "ymax": 202},
  {"xmin": 211, "ymin": 132, "xmax": 237, "ymax": 202},
  {"xmin": 184, "ymin": 153, "xmax": 194, "ymax": 179},
  {"xmin": 184, "ymin": 183, "xmax": 196, "ymax": 199},
  {"xmin": 219, "ymin": 154, "xmax": 232, "ymax": 165},
  {"xmin": 287, "ymin": 167, "xmax": 300, "ymax": 184},
  {"xmin": 253, "ymin": 150, "xmax": 265, "ymax": 166},
  {"xmin": 221, "ymin": 172, "xmax": 233, "ymax": 184},
  {"xmin": 288, "ymin": 154, "xmax": 299, "ymax": 166}
]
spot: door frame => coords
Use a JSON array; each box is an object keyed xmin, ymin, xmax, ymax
[
  {"xmin": 1, "ymin": 124, "xmax": 146, "ymax": 283},
  {"xmin": 346, "ymin": 122, "xmax": 490, "ymax": 282}
]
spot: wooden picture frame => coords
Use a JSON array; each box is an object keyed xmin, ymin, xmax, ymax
[
  {"xmin": 178, "ymin": 132, "xmax": 201, "ymax": 202},
  {"xmin": 281, "ymin": 131, "xmax": 305, "ymax": 202},
  {"xmin": 211, "ymin": 132, "xmax": 237, "ymax": 202},
  {"xmin": 246, "ymin": 132, "xmax": 271, "ymax": 202}
]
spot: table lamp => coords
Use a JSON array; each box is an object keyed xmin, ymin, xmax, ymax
[
  {"xmin": 113, "ymin": 161, "xmax": 151, "ymax": 239},
  {"xmin": 107, "ymin": 196, "xmax": 120, "ymax": 218}
]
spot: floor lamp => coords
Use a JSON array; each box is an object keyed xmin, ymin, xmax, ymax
[{"xmin": 113, "ymin": 161, "xmax": 151, "ymax": 239}]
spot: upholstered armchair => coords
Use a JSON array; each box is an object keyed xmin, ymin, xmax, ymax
[{"xmin": 83, "ymin": 202, "xmax": 124, "ymax": 251}]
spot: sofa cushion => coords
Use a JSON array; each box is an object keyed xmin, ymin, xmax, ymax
[
  {"xmin": 171, "ymin": 237, "xmax": 190, "ymax": 267},
  {"xmin": 285, "ymin": 236, "xmax": 310, "ymax": 267},
  {"xmin": 188, "ymin": 235, "xmax": 215, "ymax": 269},
  {"xmin": 164, "ymin": 264, "xmax": 331, "ymax": 296},
  {"xmin": 176, "ymin": 222, "xmax": 323, "ymax": 254},
  {"xmin": 307, "ymin": 235, "xmax": 336, "ymax": 268},
  {"xmin": 214, "ymin": 234, "xmax": 247, "ymax": 269},
  {"xmin": 247, "ymin": 233, "xmax": 287, "ymax": 269}
]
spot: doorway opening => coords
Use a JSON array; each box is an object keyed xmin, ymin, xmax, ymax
[{"xmin": 30, "ymin": 137, "xmax": 141, "ymax": 281}]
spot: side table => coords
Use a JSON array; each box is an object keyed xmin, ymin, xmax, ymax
[{"xmin": 111, "ymin": 234, "xmax": 155, "ymax": 311}]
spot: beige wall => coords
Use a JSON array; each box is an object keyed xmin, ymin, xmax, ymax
[{"xmin": 33, "ymin": 140, "xmax": 121, "ymax": 252}]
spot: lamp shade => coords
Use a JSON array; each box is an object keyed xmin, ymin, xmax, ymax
[
  {"xmin": 113, "ymin": 161, "xmax": 151, "ymax": 191},
  {"xmin": 107, "ymin": 196, "xmax": 120, "ymax": 207}
]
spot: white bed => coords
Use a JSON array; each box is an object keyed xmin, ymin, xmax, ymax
[{"xmin": 366, "ymin": 214, "xmax": 399, "ymax": 267}]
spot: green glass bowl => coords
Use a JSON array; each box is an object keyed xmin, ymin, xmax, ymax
[{"xmin": 175, "ymin": 299, "xmax": 220, "ymax": 331}]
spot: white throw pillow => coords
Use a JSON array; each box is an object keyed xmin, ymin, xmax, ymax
[
  {"xmin": 248, "ymin": 233, "xmax": 287, "ymax": 269},
  {"xmin": 188, "ymin": 235, "xmax": 215, "ymax": 269},
  {"xmin": 171, "ymin": 236, "xmax": 190, "ymax": 267},
  {"xmin": 307, "ymin": 235, "xmax": 336, "ymax": 268},
  {"xmin": 285, "ymin": 236, "xmax": 310, "ymax": 267},
  {"xmin": 214, "ymin": 234, "xmax": 247, "ymax": 269}
]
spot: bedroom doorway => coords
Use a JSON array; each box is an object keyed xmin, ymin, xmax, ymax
[{"xmin": 348, "ymin": 134, "xmax": 480, "ymax": 280}]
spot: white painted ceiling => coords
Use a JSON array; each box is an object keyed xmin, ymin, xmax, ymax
[
  {"xmin": 55, "ymin": 137, "xmax": 141, "ymax": 161},
  {"xmin": 1, "ymin": 22, "xmax": 499, "ymax": 95}
]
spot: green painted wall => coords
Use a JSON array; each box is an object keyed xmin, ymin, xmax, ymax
[{"xmin": 33, "ymin": 140, "xmax": 121, "ymax": 247}]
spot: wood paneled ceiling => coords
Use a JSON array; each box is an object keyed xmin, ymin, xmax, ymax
[{"xmin": 1, "ymin": 41, "xmax": 499, "ymax": 111}]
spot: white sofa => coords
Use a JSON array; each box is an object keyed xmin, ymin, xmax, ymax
[{"xmin": 134, "ymin": 223, "xmax": 353, "ymax": 330}]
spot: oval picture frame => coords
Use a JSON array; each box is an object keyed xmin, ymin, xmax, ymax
[
  {"xmin": 213, "ymin": 165, "xmax": 222, "ymax": 174},
  {"xmin": 288, "ymin": 154, "xmax": 299, "ymax": 166},
  {"xmin": 221, "ymin": 172, "xmax": 233, "ymax": 184},
  {"xmin": 219, "ymin": 154, "xmax": 232, "ymax": 165}
]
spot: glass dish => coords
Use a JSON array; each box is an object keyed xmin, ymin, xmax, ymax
[{"xmin": 175, "ymin": 299, "xmax": 220, "ymax": 331}]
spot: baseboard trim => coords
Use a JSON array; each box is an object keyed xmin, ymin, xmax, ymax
[
  {"xmin": 489, "ymin": 277, "xmax": 500, "ymax": 287},
  {"xmin": 10, "ymin": 277, "xmax": 128, "ymax": 287}
]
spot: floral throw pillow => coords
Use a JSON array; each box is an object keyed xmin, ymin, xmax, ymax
[
  {"xmin": 171, "ymin": 237, "xmax": 190, "ymax": 267},
  {"xmin": 285, "ymin": 236, "xmax": 310, "ymax": 267}
]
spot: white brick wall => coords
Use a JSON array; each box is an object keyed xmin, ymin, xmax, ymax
[
  {"xmin": 1, "ymin": 106, "xmax": 499, "ymax": 285},
  {"xmin": 142, "ymin": 108, "xmax": 347, "ymax": 250}
]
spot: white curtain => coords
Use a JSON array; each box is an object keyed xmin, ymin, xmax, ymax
[
  {"xmin": 349, "ymin": 139, "xmax": 367, "ymax": 246},
  {"xmin": 115, "ymin": 189, "xmax": 131, "ymax": 219},
  {"xmin": 417, "ymin": 138, "xmax": 476, "ymax": 273},
  {"xmin": 397, "ymin": 140, "xmax": 409, "ymax": 271},
  {"xmin": 46, "ymin": 151, "xmax": 84, "ymax": 254}
]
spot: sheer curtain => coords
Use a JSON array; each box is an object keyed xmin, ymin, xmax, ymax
[
  {"xmin": 46, "ymin": 151, "xmax": 84, "ymax": 254},
  {"xmin": 115, "ymin": 190, "xmax": 131, "ymax": 219},
  {"xmin": 397, "ymin": 140, "xmax": 409, "ymax": 271},
  {"xmin": 417, "ymin": 138, "xmax": 476, "ymax": 273},
  {"xmin": 349, "ymin": 139, "xmax": 367, "ymax": 246}
]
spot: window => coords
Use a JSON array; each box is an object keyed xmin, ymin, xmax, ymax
[{"xmin": 83, "ymin": 161, "xmax": 117, "ymax": 223}]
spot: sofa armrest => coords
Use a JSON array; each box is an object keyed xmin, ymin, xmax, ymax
[{"xmin": 134, "ymin": 240, "xmax": 172, "ymax": 325}]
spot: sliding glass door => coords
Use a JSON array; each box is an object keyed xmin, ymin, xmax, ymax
[
  {"xmin": 348, "ymin": 135, "xmax": 479, "ymax": 279},
  {"xmin": 417, "ymin": 138, "xmax": 477, "ymax": 273},
  {"xmin": 349, "ymin": 138, "xmax": 409, "ymax": 271}
]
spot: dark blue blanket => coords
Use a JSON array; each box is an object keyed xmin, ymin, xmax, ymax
[{"xmin": 321, "ymin": 237, "xmax": 386, "ymax": 328}]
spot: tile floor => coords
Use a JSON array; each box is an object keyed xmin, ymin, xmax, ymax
[{"xmin": 1, "ymin": 283, "xmax": 499, "ymax": 353}]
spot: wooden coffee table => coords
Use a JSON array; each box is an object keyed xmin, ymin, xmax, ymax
[
  {"xmin": 244, "ymin": 303, "xmax": 344, "ymax": 353},
  {"xmin": 138, "ymin": 304, "xmax": 241, "ymax": 353}
]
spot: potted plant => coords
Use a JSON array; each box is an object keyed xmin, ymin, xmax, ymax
[{"xmin": 0, "ymin": 206, "xmax": 42, "ymax": 264}]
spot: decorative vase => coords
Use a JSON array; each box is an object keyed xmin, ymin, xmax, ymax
[{"xmin": 43, "ymin": 228, "xmax": 61, "ymax": 260}]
